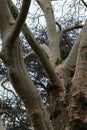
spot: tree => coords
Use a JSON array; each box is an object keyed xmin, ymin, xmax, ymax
[
  {"xmin": 0, "ymin": 0, "xmax": 87, "ymax": 130},
  {"xmin": 0, "ymin": 120, "xmax": 6, "ymax": 130}
]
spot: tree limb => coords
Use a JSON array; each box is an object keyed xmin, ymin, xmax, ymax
[
  {"xmin": 7, "ymin": 0, "xmax": 62, "ymax": 87},
  {"xmin": 24, "ymin": 44, "xmax": 50, "ymax": 61},
  {"xmin": 81, "ymin": 0, "xmax": 87, "ymax": 8},
  {"xmin": 56, "ymin": 22, "xmax": 72, "ymax": 49},
  {"xmin": 56, "ymin": 23, "xmax": 84, "ymax": 86},
  {"xmin": 63, "ymin": 24, "xmax": 83, "ymax": 33},
  {"xmin": 10, "ymin": 0, "xmax": 31, "ymax": 43},
  {"xmin": 37, "ymin": 0, "xmax": 62, "ymax": 65},
  {"xmin": 0, "ymin": 1, "xmax": 54, "ymax": 129}
]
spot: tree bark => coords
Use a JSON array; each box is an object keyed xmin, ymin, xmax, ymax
[
  {"xmin": 7, "ymin": 0, "xmax": 62, "ymax": 88},
  {"xmin": 0, "ymin": 0, "xmax": 87, "ymax": 130},
  {"xmin": 37, "ymin": 0, "xmax": 62, "ymax": 66},
  {"xmin": 68, "ymin": 20, "xmax": 87, "ymax": 130},
  {"xmin": 0, "ymin": 1, "xmax": 53, "ymax": 130}
]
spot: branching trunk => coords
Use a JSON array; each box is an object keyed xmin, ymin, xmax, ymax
[
  {"xmin": 55, "ymin": 29, "xmax": 82, "ymax": 86},
  {"xmin": 0, "ymin": 0, "xmax": 87, "ymax": 130},
  {"xmin": 0, "ymin": 1, "xmax": 53, "ymax": 130},
  {"xmin": 7, "ymin": 0, "xmax": 63, "ymax": 88}
]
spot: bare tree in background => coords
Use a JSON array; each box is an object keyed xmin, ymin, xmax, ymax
[{"xmin": 0, "ymin": 0, "xmax": 87, "ymax": 130}]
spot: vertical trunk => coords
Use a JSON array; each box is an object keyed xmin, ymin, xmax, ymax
[
  {"xmin": 69, "ymin": 20, "xmax": 87, "ymax": 130},
  {"xmin": 48, "ymin": 85, "xmax": 67, "ymax": 130}
]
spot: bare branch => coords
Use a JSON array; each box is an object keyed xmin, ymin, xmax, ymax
[
  {"xmin": 55, "ymin": 22, "xmax": 62, "ymax": 31},
  {"xmin": 57, "ymin": 25, "xmax": 84, "ymax": 85},
  {"xmin": 7, "ymin": 0, "xmax": 62, "ymax": 87},
  {"xmin": 24, "ymin": 44, "xmax": 50, "ymax": 61},
  {"xmin": 56, "ymin": 22, "xmax": 72, "ymax": 49},
  {"xmin": 63, "ymin": 24, "xmax": 83, "ymax": 33},
  {"xmin": 37, "ymin": 0, "xmax": 62, "ymax": 65},
  {"xmin": 10, "ymin": 0, "xmax": 31, "ymax": 43},
  {"xmin": 0, "ymin": 1, "xmax": 54, "ymax": 129},
  {"xmin": 81, "ymin": 0, "xmax": 87, "ymax": 8},
  {"xmin": 1, "ymin": 79, "xmax": 17, "ymax": 99},
  {"xmin": 56, "ymin": 21, "xmax": 83, "ymax": 33}
]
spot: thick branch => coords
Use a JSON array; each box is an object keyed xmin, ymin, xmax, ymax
[
  {"xmin": 0, "ymin": 0, "xmax": 14, "ymax": 36},
  {"xmin": 55, "ymin": 26, "xmax": 83, "ymax": 85},
  {"xmin": 24, "ymin": 44, "xmax": 50, "ymax": 61},
  {"xmin": 0, "ymin": 1, "xmax": 54, "ymax": 130},
  {"xmin": 62, "ymin": 24, "xmax": 85, "ymax": 74},
  {"xmin": 37, "ymin": 0, "xmax": 62, "ymax": 66},
  {"xmin": 10, "ymin": 0, "xmax": 31, "ymax": 43},
  {"xmin": 7, "ymin": 0, "xmax": 62, "ymax": 86}
]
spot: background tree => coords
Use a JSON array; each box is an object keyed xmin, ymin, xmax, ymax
[{"xmin": 0, "ymin": 0, "xmax": 87, "ymax": 130}]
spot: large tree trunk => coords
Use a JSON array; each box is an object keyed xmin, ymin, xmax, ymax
[
  {"xmin": 68, "ymin": 20, "xmax": 87, "ymax": 130},
  {"xmin": 0, "ymin": 0, "xmax": 87, "ymax": 130}
]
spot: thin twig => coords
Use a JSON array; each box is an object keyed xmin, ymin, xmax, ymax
[
  {"xmin": 63, "ymin": 25, "xmax": 83, "ymax": 33},
  {"xmin": 56, "ymin": 22, "xmax": 72, "ymax": 49},
  {"xmin": 1, "ymin": 79, "xmax": 17, "ymax": 99},
  {"xmin": 81, "ymin": 0, "xmax": 87, "ymax": 8}
]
